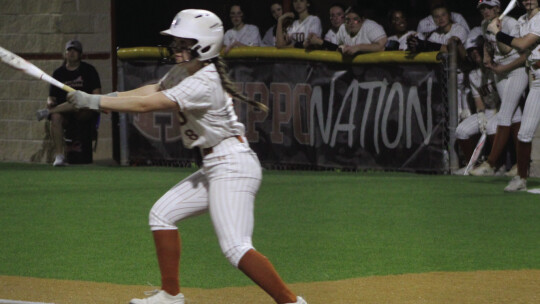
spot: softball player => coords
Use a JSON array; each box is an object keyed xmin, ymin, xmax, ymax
[
  {"xmin": 335, "ymin": 6, "xmax": 387, "ymax": 54},
  {"xmin": 223, "ymin": 4, "xmax": 261, "ymax": 54},
  {"xmin": 488, "ymin": 0, "xmax": 540, "ymax": 191},
  {"xmin": 68, "ymin": 9, "xmax": 307, "ymax": 304},
  {"xmin": 455, "ymin": 30, "xmax": 500, "ymax": 173},
  {"xmin": 276, "ymin": 0, "xmax": 322, "ymax": 48},
  {"xmin": 470, "ymin": 0, "xmax": 528, "ymax": 176}
]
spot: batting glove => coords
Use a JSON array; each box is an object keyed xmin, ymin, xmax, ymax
[
  {"xmin": 67, "ymin": 90, "xmax": 101, "ymax": 111},
  {"xmin": 477, "ymin": 111, "xmax": 487, "ymax": 134}
]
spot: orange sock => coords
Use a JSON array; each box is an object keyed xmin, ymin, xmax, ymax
[
  {"xmin": 238, "ymin": 249, "xmax": 296, "ymax": 303},
  {"xmin": 487, "ymin": 125, "xmax": 510, "ymax": 167},
  {"xmin": 153, "ymin": 230, "xmax": 181, "ymax": 296},
  {"xmin": 516, "ymin": 140, "xmax": 531, "ymax": 179}
]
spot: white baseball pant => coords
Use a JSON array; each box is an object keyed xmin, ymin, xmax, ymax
[
  {"xmin": 455, "ymin": 109, "xmax": 497, "ymax": 139},
  {"xmin": 495, "ymin": 67, "xmax": 528, "ymax": 126},
  {"xmin": 518, "ymin": 70, "xmax": 540, "ymax": 142},
  {"xmin": 149, "ymin": 137, "xmax": 262, "ymax": 267}
]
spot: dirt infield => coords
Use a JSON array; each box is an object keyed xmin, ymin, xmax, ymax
[{"xmin": 1, "ymin": 270, "xmax": 539, "ymax": 304}]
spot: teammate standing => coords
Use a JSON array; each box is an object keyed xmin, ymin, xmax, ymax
[
  {"xmin": 276, "ymin": 0, "xmax": 322, "ymax": 48},
  {"xmin": 469, "ymin": 0, "xmax": 527, "ymax": 177},
  {"xmin": 488, "ymin": 0, "xmax": 540, "ymax": 191},
  {"xmin": 68, "ymin": 9, "xmax": 307, "ymax": 304},
  {"xmin": 223, "ymin": 4, "xmax": 261, "ymax": 54}
]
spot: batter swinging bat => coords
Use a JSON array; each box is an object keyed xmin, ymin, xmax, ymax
[
  {"xmin": 464, "ymin": 133, "xmax": 487, "ymax": 175},
  {"xmin": 499, "ymin": 0, "xmax": 518, "ymax": 20},
  {"xmin": 0, "ymin": 46, "xmax": 74, "ymax": 92}
]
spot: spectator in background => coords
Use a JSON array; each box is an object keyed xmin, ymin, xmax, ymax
[
  {"xmin": 36, "ymin": 40, "xmax": 101, "ymax": 166},
  {"xmin": 303, "ymin": 2, "xmax": 345, "ymax": 49},
  {"xmin": 304, "ymin": 6, "xmax": 387, "ymax": 54},
  {"xmin": 336, "ymin": 6, "xmax": 387, "ymax": 55},
  {"xmin": 262, "ymin": 2, "xmax": 284, "ymax": 46},
  {"xmin": 407, "ymin": 3, "xmax": 470, "ymax": 120},
  {"xmin": 385, "ymin": 10, "xmax": 418, "ymax": 50},
  {"xmin": 416, "ymin": 0, "xmax": 470, "ymax": 38},
  {"xmin": 324, "ymin": 3, "xmax": 346, "ymax": 44},
  {"xmin": 276, "ymin": 0, "xmax": 322, "ymax": 48},
  {"xmin": 223, "ymin": 4, "xmax": 261, "ymax": 54}
]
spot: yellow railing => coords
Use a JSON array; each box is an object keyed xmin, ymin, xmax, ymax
[{"xmin": 117, "ymin": 46, "xmax": 440, "ymax": 64}]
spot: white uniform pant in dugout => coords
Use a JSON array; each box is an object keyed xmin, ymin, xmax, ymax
[
  {"xmin": 518, "ymin": 70, "xmax": 540, "ymax": 142},
  {"xmin": 149, "ymin": 136, "xmax": 262, "ymax": 267}
]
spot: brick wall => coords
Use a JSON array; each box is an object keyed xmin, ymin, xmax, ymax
[{"xmin": 0, "ymin": 0, "xmax": 113, "ymax": 163}]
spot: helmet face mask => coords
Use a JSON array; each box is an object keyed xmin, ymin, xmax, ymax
[{"xmin": 161, "ymin": 9, "xmax": 224, "ymax": 61}]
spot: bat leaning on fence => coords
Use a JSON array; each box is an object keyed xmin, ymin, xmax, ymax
[
  {"xmin": 0, "ymin": 46, "xmax": 74, "ymax": 93},
  {"xmin": 463, "ymin": 132, "xmax": 487, "ymax": 176}
]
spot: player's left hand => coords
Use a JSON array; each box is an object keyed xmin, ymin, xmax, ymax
[{"xmin": 67, "ymin": 90, "xmax": 101, "ymax": 111}]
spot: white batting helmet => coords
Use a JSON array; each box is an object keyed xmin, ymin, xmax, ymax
[{"xmin": 161, "ymin": 9, "xmax": 224, "ymax": 61}]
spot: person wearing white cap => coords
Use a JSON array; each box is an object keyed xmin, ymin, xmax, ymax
[
  {"xmin": 36, "ymin": 39, "xmax": 102, "ymax": 166},
  {"xmin": 469, "ymin": 0, "xmax": 527, "ymax": 178}
]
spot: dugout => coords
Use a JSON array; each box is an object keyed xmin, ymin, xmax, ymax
[{"xmin": 115, "ymin": 47, "xmax": 458, "ymax": 173}]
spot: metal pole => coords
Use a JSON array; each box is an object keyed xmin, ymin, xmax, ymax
[
  {"xmin": 116, "ymin": 61, "xmax": 129, "ymax": 166},
  {"xmin": 447, "ymin": 40, "xmax": 459, "ymax": 172}
]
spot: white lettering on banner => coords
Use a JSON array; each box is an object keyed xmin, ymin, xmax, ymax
[
  {"xmin": 236, "ymin": 72, "xmax": 434, "ymax": 153},
  {"xmin": 310, "ymin": 71, "xmax": 434, "ymax": 153}
]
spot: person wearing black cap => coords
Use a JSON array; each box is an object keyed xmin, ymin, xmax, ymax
[{"xmin": 36, "ymin": 39, "xmax": 102, "ymax": 166}]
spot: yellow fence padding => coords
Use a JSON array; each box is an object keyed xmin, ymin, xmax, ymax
[{"xmin": 117, "ymin": 46, "xmax": 440, "ymax": 64}]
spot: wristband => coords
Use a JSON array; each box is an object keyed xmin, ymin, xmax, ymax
[{"xmin": 496, "ymin": 32, "xmax": 515, "ymax": 46}]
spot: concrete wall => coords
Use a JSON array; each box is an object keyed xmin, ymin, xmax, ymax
[{"xmin": 0, "ymin": 0, "xmax": 113, "ymax": 164}]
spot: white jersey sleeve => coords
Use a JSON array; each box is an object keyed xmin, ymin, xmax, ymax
[
  {"xmin": 428, "ymin": 23, "xmax": 468, "ymax": 45},
  {"xmin": 519, "ymin": 13, "xmax": 540, "ymax": 63},
  {"xmin": 223, "ymin": 24, "xmax": 261, "ymax": 47},
  {"xmin": 482, "ymin": 16, "xmax": 520, "ymax": 64},
  {"xmin": 337, "ymin": 19, "xmax": 386, "ymax": 46},
  {"xmin": 417, "ymin": 12, "xmax": 470, "ymax": 36},
  {"xmin": 287, "ymin": 15, "xmax": 322, "ymax": 45},
  {"xmin": 162, "ymin": 64, "xmax": 245, "ymax": 148},
  {"xmin": 262, "ymin": 26, "xmax": 275, "ymax": 46},
  {"xmin": 388, "ymin": 31, "xmax": 417, "ymax": 50},
  {"xmin": 324, "ymin": 29, "xmax": 339, "ymax": 44}
]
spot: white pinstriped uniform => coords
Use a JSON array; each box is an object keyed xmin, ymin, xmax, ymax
[
  {"xmin": 426, "ymin": 23, "xmax": 470, "ymax": 118},
  {"xmin": 287, "ymin": 15, "xmax": 322, "ymax": 46},
  {"xmin": 456, "ymin": 68, "xmax": 500, "ymax": 139},
  {"xmin": 387, "ymin": 31, "xmax": 417, "ymax": 50},
  {"xmin": 517, "ymin": 12, "xmax": 540, "ymax": 142},
  {"xmin": 336, "ymin": 19, "xmax": 386, "ymax": 46},
  {"xmin": 417, "ymin": 12, "xmax": 470, "ymax": 38},
  {"xmin": 482, "ymin": 16, "xmax": 528, "ymax": 127},
  {"xmin": 224, "ymin": 24, "xmax": 262, "ymax": 47},
  {"xmin": 324, "ymin": 28, "xmax": 339, "ymax": 44},
  {"xmin": 150, "ymin": 63, "xmax": 262, "ymax": 267}
]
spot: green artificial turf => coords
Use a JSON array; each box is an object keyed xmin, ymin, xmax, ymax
[{"xmin": 0, "ymin": 162, "xmax": 538, "ymax": 288}]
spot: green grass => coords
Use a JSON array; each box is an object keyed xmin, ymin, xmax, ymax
[{"xmin": 0, "ymin": 162, "xmax": 539, "ymax": 288}]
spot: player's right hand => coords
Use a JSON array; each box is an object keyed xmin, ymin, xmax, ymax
[
  {"xmin": 67, "ymin": 90, "xmax": 101, "ymax": 111},
  {"xmin": 477, "ymin": 111, "xmax": 487, "ymax": 134}
]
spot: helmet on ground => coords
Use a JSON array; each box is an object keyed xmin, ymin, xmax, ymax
[{"xmin": 161, "ymin": 9, "xmax": 224, "ymax": 61}]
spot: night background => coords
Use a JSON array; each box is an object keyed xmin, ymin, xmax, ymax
[{"xmin": 114, "ymin": 0, "xmax": 524, "ymax": 48}]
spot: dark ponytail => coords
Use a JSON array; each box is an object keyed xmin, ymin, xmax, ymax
[{"xmin": 211, "ymin": 57, "xmax": 269, "ymax": 112}]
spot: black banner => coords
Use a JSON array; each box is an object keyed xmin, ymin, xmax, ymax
[{"xmin": 121, "ymin": 58, "xmax": 448, "ymax": 172}]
